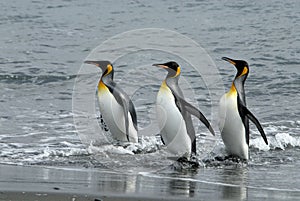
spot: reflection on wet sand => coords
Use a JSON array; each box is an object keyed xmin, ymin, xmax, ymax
[
  {"xmin": 1, "ymin": 164, "xmax": 299, "ymax": 201},
  {"xmin": 96, "ymin": 172, "xmax": 138, "ymax": 194},
  {"xmin": 94, "ymin": 168, "xmax": 200, "ymax": 199},
  {"xmin": 166, "ymin": 171, "xmax": 198, "ymax": 198},
  {"xmin": 220, "ymin": 167, "xmax": 248, "ymax": 201},
  {"xmin": 93, "ymin": 167, "xmax": 249, "ymax": 200}
]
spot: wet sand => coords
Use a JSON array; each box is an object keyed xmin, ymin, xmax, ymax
[
  {"xmin": 0, "ymin": 164, "xmax": 299, "ymax": 201},
  {"xmin": 0, "ymin": 164, "xmax": 197, "ymax": 201},
  {"xmin": 0, "ymin": 191, "xmax": 182, "ymax": 201}
]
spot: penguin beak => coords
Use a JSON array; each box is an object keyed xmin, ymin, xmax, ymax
[
  {"xmin": 152, "ymin": 64, "xmax": 168, "ymax": 69},
  {"xmin": 84, "ymin": 60, "xmax": 101, "ymax": 67},
  {"xmin": 222, "ymin": 57, "xmax": 236, "ymax": 66}
]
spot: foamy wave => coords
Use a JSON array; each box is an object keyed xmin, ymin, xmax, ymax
[
  {"xmin": 274, "ymin": 133, "xmax": 300, "ymax": 149},
  {"xmin": 41, "ymin": 146, "xmax": 89, "ymax": 158},
  {"xmin": 88, "ymin": 144, "xmax": 135, "ymax": 155},
  {"xmin": 87, "ymin": 136, "xmax": 162, "ymax": 156},
  {"xmin": 250, "ymin": 133, "xmax": 300, "ymax": 151}
]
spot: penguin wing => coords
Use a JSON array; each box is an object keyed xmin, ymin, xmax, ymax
[
  {"xmin": 128, "ymin": 99, "xmax": 138, "ymax": 130},
  {"xmin": 237, "ymin": 97, "xmax": 250, "ymax": 145},
  {"xmin": 176, "ymin": 95, "xmax": 215, "ymax": 136},
  {"xmin": 170, "ymin": 89, "xmax": 197, "ymax": 153},
  {"xmin": 239, "ymin": 104, "xmax": 268, "ymax": 145},
  {"xmin": 107, "ymin": 82, "xmax": 137, "ymax": 141}
]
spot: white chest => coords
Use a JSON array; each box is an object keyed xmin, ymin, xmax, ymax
[
  {"xmin": 97, "ymin": 84, "xmax": 138, "ymax": 143},
  {"xmin": 156, "ymin": 84, "xmax": 191, "ymax": 157},
  {"xmin": 219, "ymin": 92, "xmax": 248, "ymax": 159}
]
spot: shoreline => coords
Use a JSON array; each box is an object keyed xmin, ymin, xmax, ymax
[{"xmin": 0, "ymin": 163, "xmax": 299, "ymax": 201}]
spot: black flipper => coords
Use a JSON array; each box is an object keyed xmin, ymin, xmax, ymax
[
  {"xmin": 106, "ymin": 82, "xmax": 135, "ymax": 142},
  {"xmin": 180, "ymin": 98, "xmax": 215, "ymax": 136},
  {"xmin": 171, "ymin": 89, "xmax": 197, "ymax": 154},
  {"xmin": 240, "ymin": 104, "xmax": 268, "ymax": 145},
  {"xmin": 121, "ymin": 98, "xmax": 130, "ymax": 142},
  {"xmin": 191, "ymin": 139, "xmax": 196, "ymax": 154},
  {"xmin": 128, "ymin": 100, "xmax": 138, "ymax": 131},
  {"xmin": 169, "ymin": 86, "xmax": 215, "ymax": 137},
  {"xmin": 168, "ymin": 85, "xmax": 215, "ymax": 155},
  {"xmin": 161, "ymin": 135, "xmax": 165, "ymax": 145}
]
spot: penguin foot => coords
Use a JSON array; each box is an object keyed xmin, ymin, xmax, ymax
[
  {"xmin": 202, "ymin": 154, "xmax": 248, "ymax": 167},
  {"xmin": 213, "ymin": 155, "xmax": 245, "ymax": 162},
  {"xmin": 177, "ymin": 156, "xmax": 189, "ymax": 163},
  {"xmin": 176, "ymin": 156, "xmax": 200, "ymax": 169},
  {"xmin": 224, "ymin": 155, "xmax": 247, "ymax": 163},
  {"xmin": 213, "ymin": 155, "xmax": 247, "ymax": 166},
  {"xmin": 214, "ymin": 156, "xmax": 226, "ymax": 161}
]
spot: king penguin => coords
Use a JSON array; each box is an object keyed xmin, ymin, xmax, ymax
[
  {"xmin": 84, "ymin": 60, "xmax": 138, "ymax": 143},
  {"xmin": 153, "ymin": 61, "xmax": 215, "ymax": 159},
  {"xmin": 219, "ymin": 57, "xmax": 268, "ymax": 160}
]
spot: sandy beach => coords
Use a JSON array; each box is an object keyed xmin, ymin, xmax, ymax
[
  {"xmin": 1, "ymin": 164, "xmax": 300, "ymax": 201},
  {"xmin": 0, "ymin": 164, "xmax": 200, "ymax": 201},
  {"xmin": 0, "ymin": 191, "xmax": 182, "ymax": 201}
]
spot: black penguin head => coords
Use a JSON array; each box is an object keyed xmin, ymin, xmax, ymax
[
  {"xmin": 152, "ymin": 61, "xmax": 181, "ymax": 78},
  {"xmin": 84, "ymin": 60, "xmax": 114, "ymax": 77},
  {"xmin": 222, "ymin": 57, "xmax": 249, "ymax": 80}
]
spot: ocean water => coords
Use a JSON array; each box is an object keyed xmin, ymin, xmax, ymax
[{"xmin": 0, "ymin": 0, "xmax": 299, "ymax": 200}]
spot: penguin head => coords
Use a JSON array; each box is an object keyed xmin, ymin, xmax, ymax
[
  {"xmin": 153, "ymin": 61, "xmax": 181, "ymax": 78},
  {"xmin": 222, "ymin": 57, "xmax": 249, "ymax": 80},
  {"xmin": 84, "ymin": 60, "xmax": 114, "ymax": 77}
]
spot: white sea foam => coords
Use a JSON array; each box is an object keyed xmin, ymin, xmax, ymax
[
  {"xmin": 86, "ymin": 135, "xmax": 162, "ymax": 156},
  {"xmin": 250, "ymin": 133, "xmax": 300, "ymax": 151},
  {"xmin": 274, "ymin": 133, "xmax": 300, "ymax": 149},
  {"xmin": 88, "ymin": 144, "xmax": 135, "ymax": 155}
]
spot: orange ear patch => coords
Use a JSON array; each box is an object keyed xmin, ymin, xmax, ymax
[
  {"xmin": 175, "ymin": 66, "xmax": 181, "ymax": 77},
  {"xmin": 170, "ymin": 66, "xmax": 181, "ymax": 78},
  {"xmin": 105, "ymin": 64, "xmax": 113, "ymax": 75},
  {"xmin": 240, "ymin": 67, "xmax": 248, "ymax": 77}
]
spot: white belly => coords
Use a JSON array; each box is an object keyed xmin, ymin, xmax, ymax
[
  {"xmin": 156, "ymin": 84, "xmax": 191, "ymax": 158},
  {"xmin": 219, "ymin": 93, "xmax": 248, "ymax": 159},
  {"xmin": 98, "ymin": 89, "xmax": 138, "ymax": 143}
]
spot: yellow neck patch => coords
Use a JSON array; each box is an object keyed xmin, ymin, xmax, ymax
[
  {"xmin": 98, "ymin": 80, "xmax": 109, "ymax": 92},
  {"xmin": 160, "ymin": 80, "xmax": 171, "ymax": 93},
  {"xmin": 161, "ymin": 80, "xmax": 168, "ymax": 88},
  {"xmin": 228, "ymin": 83, "xmax": 237, "ymax": 96}
]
